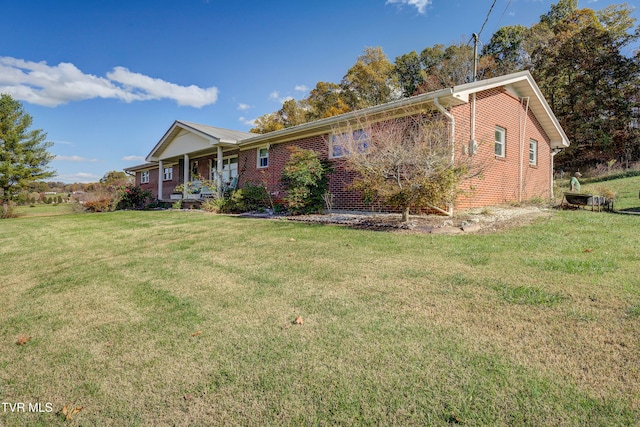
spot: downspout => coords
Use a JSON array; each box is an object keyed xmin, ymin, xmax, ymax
[
  {"xmin": 550, "ymin": 148, "xmax": 561, "ymax": 201},
  {"xmin": 519, "ymin": 97, "xmax": 530, "ymax": 203},
  {"xmin": 158, "ymin": 159, "xmax": 163, "ymax": 201},
  {"xmin": 434, "ymin": 97, "xmax": 455, "ymax": 216}
]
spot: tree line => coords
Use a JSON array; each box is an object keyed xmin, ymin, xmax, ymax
[{"xmin": 250, "ymin": 0, "xmax": 640, "ymax": 171}]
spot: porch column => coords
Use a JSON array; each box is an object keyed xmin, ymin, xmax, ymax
[
  {"xmin": 216, "ymin": 146, "xmax": 223, "ymax": 197},
  {"xmin": 183, "ymin": 154, "xmax": 190, "ymax": 199},
  {"xmin": 157, "ymin": 160, "xmax": 163, "ymax": 200}
]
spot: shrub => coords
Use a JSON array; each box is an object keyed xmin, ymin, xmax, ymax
[
  {"xmin": 83, "ymin": 198, "xmax": 113, "ymax": 212},
  {"xmin": 281, "ymin": 148, "xmax": 332, "ymax": 214},
  {"xmin": 1, "ymin": 201, "xmax": 18, "ymax": 219},
  {"xmin": 117, "ymin": 185, "xmax": 152, "ymax": 210},
  {"xmin": 201, "ymin": 198, "xmax": 225, "ymax": 213},
  {"xmin": 240, "ymin": 183, "xmax": 270, "ymax": 212}
]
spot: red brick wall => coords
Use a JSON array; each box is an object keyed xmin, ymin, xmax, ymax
[
  {"xmin": 452, "ymin": 88, "xmax": 551, "ymax": 209},
  {"xmin": 237, "ymin": 87, "xmax": 552, "ymax": 212},
  {"xmin": 137, "ymin": 86, "xmax": 552, "ymax": 211},
  {"xmin": 238, "ymin": 136, "xmax": 370, "ymax": 210}
]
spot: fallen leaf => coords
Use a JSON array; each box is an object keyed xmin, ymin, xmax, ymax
[
  {"xmin": 16, "ymin": 335, "xmax": 31, "ymax": 346},
  {"xmin": 60, "ymin": 404, "xmax": 83, "ymax": 421},
  {"xmin": 583, "ymin": 248, "xmax": 593, "ymax": 253},
  {"xmin": 191, "ymin": 331, "xmax": 202, "ymax": 337},
  {"xmin": 289, "ymin": 238, "xmax": 296, "ymax": 242},
  {"xmin": 293, "ymin": 316, "xmax": 304, "ymax": 325},
  {"xmin": 184, "ymin": 394, "xmax": 193, "ymax": 400}
]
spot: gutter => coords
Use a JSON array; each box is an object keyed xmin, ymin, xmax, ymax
[{"xmin": 434, "ymin": 97, "xmax": 455, "ymax": 216}]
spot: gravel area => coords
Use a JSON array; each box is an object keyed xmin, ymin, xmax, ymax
[{"xmin": 243, "ymin": 205, "xmax": 552, "ymax": 234}]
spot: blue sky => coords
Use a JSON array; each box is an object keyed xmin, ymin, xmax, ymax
[{"xmin": 3, "ymin": 0, "xmax": 637, "ymax": 183}]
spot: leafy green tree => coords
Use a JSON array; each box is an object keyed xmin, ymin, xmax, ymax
[
  {"xmin": 250, "ymin": 112, "xmax": 285, "ymax": 134},
  {"xmin": 530, "ymin": 4, "xmax": 640, "ymax": 169},
  {"xmin": 279, "ymin": 99, "xmax": 308, "ymax": 128},
  {"xmin": 394, "ymin": 51, "xmax": 425, "ymax": 97},
  {"xmin": 419, "ymin": 42, "xmax": 475, "ymax": 92},
  {"xmin": 100, "ymin": 170, "xmax": 132, "ymax": 189},
  {"xmin": 281, "ymin": 147, "xmax": 332, "ymax": 214},
  {"xmin": 305, "ymin": 82, "xmax": 351, "ymax": 121},
  {"xmin": 341, "ymin": 47, "xmax": 399, "ymax": 110},
  {"xmin": 0, "ymin": 94, "xmax": 55, "ymax": 218},
  {"xmin": 482, "ymin": 25, "xmax": 530, "ymax": 75}
]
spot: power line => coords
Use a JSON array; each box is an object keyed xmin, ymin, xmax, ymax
[
  {"xmin": 493, "ymin": 0, "xmax": 513, "ymax": 33},
  {"xmin": 477, "ymin": 0, "xmax": 498, "ymax": 38}
]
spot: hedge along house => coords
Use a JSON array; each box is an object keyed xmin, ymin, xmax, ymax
[{"xmin": 126, "ymin": 71, "xmax": 570, "ymax": 213}]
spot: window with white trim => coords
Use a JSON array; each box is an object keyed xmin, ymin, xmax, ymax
[
  {"xmin": 141, "ymin": 171, "xmax": 150, "ymax": 184},
  {"xmin": 163, "ymin": 167, "xmax": 173, "ymax": 181},
  {"xmin": 220, "ymin": 156, "xmax": 238, "ymax": 183},
  {"xmin": 495, "ymin": 126, "xmax": 506, "ymax": 157},
  {"xmin": 529, "ymin": 139, "xmax": 538, "ymax": 166},
  {"xmin": 257, "ymin": 147, "xmax": 269, "ymax": 168},
  {"xmin": 330, "ymin": 129, "xmax": 370, "ymax": 158}
]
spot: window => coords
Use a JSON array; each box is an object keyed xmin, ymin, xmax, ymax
[
  {"xmin": 141, "ymin": 171, "xmax": 149, "ymax": 184},
  {"xmin": 219, "ymin": 156, "xmax": 238, "ymax": 183},
  {"xmin": 330, "ymin": 129, "xmax": 370, "ymax": 158},
  {"xmin": 163, "ymin": 167, "xmax": 173, "ymax": 181},
  {"xmin": 529, "ymin": 139, "xmax": 538, "ymax": 166},
  {"xmin": 257, "ymin": 147, "xmax": 269, "ymax": 168},
  {"xmin": 495, "ymin": 126, "xmax": 506, "ymax": 157}
]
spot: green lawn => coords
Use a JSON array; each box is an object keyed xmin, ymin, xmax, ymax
[{"xmin": 1, "ymin": 178, "xmax": 639, "ymax": 426}]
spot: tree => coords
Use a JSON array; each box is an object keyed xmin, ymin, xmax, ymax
[
  {"xmin": 530, "ymin": 4, "xmax": 640, "ymax": 169},
  {"xmin": 281, "ymin": 147, "xmax": 332, "ymax": 214},
  {"xmin": 305, "ymin": 82, "xmax": 351, "ymax": 121},
  {"xmin": 250, "ymin": 112, "xmax": 285, "ymax": 134},
  {"xmin": 100, "ymin": 170, "xmax": 132, "ymax": 189},
  {"xmin": 333, "ymin": 110, "xmax": 467, "ymax": 222},
  {"xmin": 341, "ymin": 47, "xmax": 399, "ymax": 110},
  {"xmin": 418, "ymin": 42, "xmax": 475, "ymax": 92},
  {"xmin": 482, "ymin": 25, "xmax": 530, "ymax": 75},
  {"xmin": 0, "ymin": 94, "xmax": 55, "ymax": 217},
  {"xmin": 394, "ymin": 51, "xmax": 425, "ymax": 97}
]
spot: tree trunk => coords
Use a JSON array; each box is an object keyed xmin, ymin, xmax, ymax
[
  {"xmin": 1, "ymin": 200, "xmax": 8, "ymax": 219},
  {"xmin": 401, "ymin": 206, "xmax": 410, "ymax": 222}
]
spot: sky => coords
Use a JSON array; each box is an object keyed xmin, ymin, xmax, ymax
[{"xmin": 2, "ymin": 0, "xmax": 638, "ymax": 183}]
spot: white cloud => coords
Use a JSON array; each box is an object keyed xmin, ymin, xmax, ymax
[
  {"xmin": 237, "ymin": 103, "xmax": 252, "ymax": 111},
  {"xmin": 0, "ymin": 56, "xmax": 219, "ymax": 108},
  {"xmin": 269, "ymin": 90, "xmax": 279, "ymax": 100},
  {"xmin": 55, "ymin": 155, "xmax": 98, "ymax": 162},
  {"xmin": 385, "ymin": 0, "xmax": 431, "ymax": 15},
  {"xmin": 54, "ymin": 172, "xmax": 100, "ymax": 183},
  {"xmin": 295, "ymin": 85, "xmax": 308, "ymax": 92},
  {"xmin": 122, "ymin": 155, "xmax": 145, "ymax": 162},
  {"xmin": 239, "ymin": 116, "xmax": 256, "ymax": 126}
]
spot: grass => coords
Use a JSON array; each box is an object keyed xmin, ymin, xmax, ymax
[
  {"xmin": 13, "ymin": 203, "xmax": 75, "ymax": 217},
  {"xmin": 1, "ymin": 178, "xmax": 639, "ymax": 425}
]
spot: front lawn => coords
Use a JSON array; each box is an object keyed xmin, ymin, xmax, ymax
[{"xmin": 1, "ymin": 193, "xmax": 639, "ymax": 425}]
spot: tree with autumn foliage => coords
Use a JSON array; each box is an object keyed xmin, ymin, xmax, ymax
[{"xmin": 333, "ymin": 111, "xmax": 467, "ymax": 222}]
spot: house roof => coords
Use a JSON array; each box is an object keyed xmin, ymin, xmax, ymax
[
  {"xmin": 145, "ymin": 120, "xmax": 255, "ymax": 162},
  {"xmin": 237, "ymin": 70, "xmax": 570, "ymax": 150},
  {"xmin": 132, "ymin": 71, "xmax": 569, "ymax": 169}
]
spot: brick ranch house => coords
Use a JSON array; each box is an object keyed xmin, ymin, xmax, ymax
[{"xmin": 125, "ymin": 71, "xmax": 570, "ymax": 213}]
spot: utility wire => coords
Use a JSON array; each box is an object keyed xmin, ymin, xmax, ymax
[
  {"xmin": 493, "ymin": 0, "xmax": 513, "ymax": 33},
  {"xmin": 477, "ymin": 0, "xmax": 498, "ymax": 38}
]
